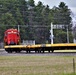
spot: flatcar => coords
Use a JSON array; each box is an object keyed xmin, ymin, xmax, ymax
[{"xmin": 4, "ymin": 28, "xmax": 21, "ymax": 53}]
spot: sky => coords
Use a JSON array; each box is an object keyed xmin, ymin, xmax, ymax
[{"xmin": 34, "ymin": 0, "xmax": 76, "ymax": 16}]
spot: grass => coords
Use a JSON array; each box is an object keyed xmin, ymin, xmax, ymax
[{"xmin": 0, "ymin": 55, "xmax": 76, "ymax": 75}]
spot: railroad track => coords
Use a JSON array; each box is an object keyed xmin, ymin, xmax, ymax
[{"xmin": 0, "ymin": 49, "xmax": 76, "ymax": 56}]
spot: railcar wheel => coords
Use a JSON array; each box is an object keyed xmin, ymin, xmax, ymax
[
  {"xmin": 5, "ymin": 48, "xmax": 12, "ymax": 53},
  {"xmin": 42, "ymin": 50, "xmax": 44, "ymax": 53},
  {"xmin": 28, "ymin": 50, "xmax": 31, "ymax": 53},
  {"xmin": 15, "ymin": 48, "xmax": 21, "ymax": 53},
  {"xmin": 26, "ymin": 49, "xmax": 29, "ymax": 53},
  {"xmin": 8, "ymin": 51, "xmax": 12, "ymax": 53},
  {"xmin": 48, "ymin": 50, "xmax": 50, "ymax": 53},
  {"xmin": 51, "ymin": 50, "xmax": 54, "ymax": 53}
]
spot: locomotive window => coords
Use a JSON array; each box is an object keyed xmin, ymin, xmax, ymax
[
  {"xmin": 7, "ymin": 32, "xmax": 11, "ymax": 34},
  {"xmin": 14, "ymin": 32, "xmax": 17, "ymax": 34},
  {"xmin": 7, "ymin": 32, "xmax": 18, "ymax": 34}
]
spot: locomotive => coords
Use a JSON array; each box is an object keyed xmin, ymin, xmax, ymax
[{"xmin": 4, "ymin": 28, "xmax": 21, "ymax": 53}]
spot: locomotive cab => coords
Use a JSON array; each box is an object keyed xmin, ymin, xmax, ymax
[
  {"xmin": 4, "ymin": 28, "xmax": 20, "ymax": 45},
  {"xmin": 4, "ymin": 28, "xmax": 21, "ymax": 53}
]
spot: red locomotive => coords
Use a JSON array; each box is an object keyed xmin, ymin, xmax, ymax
[{"xmin": 4, "ymin": 28, "xmax": 21, "ymax": 53}]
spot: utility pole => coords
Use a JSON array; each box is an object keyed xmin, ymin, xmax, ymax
[
  {"xmin": 67, "ymin": 25, "xmax": 69, "ymax": 43},
  {"xmin": 50, "ymin": 22, "xmax": 54, "ymax": 44},
  {"xmin": 18, "ymin": 25, "xmax": 20, "ymax": 32}
]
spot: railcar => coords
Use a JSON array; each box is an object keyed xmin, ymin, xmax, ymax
[
  {"xmin": 4, "ymin": 29, "xmax": 76, "ymax": 53},
  {"xmin": 4, "ymin": 28, "xmax": 21, "ymax": 53}
]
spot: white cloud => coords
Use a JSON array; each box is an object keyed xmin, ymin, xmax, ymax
[{"xmin": 70, "ymin": 7, "xmax": 76, "ymax": 15}]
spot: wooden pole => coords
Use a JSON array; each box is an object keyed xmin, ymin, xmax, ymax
[{"xmin": 73, "ymin": 58, "xmax": 75, "ymax": 73}]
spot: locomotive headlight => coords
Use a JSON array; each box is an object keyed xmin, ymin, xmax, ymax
[{"xmin": 11, "ymin": 31, "xmax": 13, "ymax": 33}]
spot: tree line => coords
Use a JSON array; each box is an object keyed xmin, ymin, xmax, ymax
[{"xmin": 0, "ymin": 0, "xmax": 73, "ymax": 43}]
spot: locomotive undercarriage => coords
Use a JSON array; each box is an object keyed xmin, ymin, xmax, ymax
[
  {"xmin": 5, "ymin": 48, "xmax": 21, "ymax": 53},
  {"xmin": 5, "ymin": 42, "xmax": 21, "ymax": 53}
]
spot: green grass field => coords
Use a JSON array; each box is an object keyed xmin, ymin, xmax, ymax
[{"xmin": 0, "ymin": 55, "xmax": 76, "ymax": 75}]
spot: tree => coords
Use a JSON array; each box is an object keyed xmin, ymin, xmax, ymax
[
  {"xmin": 34, "ymin": 1, "xmax": 44, "ymax": 25},
  {"xmin": 3, "ymin": 13, "xmax": 16, "ymax": 23},
  {"xmin": 0, "ymin": 0, "xmax": 73, "ymax": 43},
  {"xmin": 59, "ymin": 2, "xmax": 72, "ymax": 25},
  {"xmin": 54, "ymin": 30, "xmax": 67, "ymax": 43},
  {"xmin": 51, "ymin": 2, "xmax": 72, "ymax": 43},
  {"xmin": 27, "ymin": 0, "xmax": 35, "ymax": 7},
  {"xmin": 15, "ymin": 8, "xmax": 24, "ymax": 25},
  {"xmin": 41, "ymin": 5, "xmax": 50, "ymax": 25},
  {"xmin": 0, "ymin": 0, "xmax": 28, "ymax": 41},
  {"xmin": 52, "ymin": 2, "xmax": 72, "ymax": 25}
]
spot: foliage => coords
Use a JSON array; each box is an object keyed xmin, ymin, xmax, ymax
[
  {"xmin": 27, "ymin": 0, "xmax": 35, "ymax": 7},
  {"xmin": 54, "ymin": 30, "xmax": 73, "ymax": 43},
  {"xmin": 0, "ymin": 0, "xmax": 73, "ymax": 43},
  {"xmin": 54, "ymin": 30, "xmax": 67, "ymax": 43}
]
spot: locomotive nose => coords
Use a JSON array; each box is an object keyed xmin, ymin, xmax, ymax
[
  {"xmin": 10, "ymin": 41, "xmax": 15, "ymax": 45},
  {"xmin": 8, "ymin": 39, "xmax": 16, "ymax": 45}
]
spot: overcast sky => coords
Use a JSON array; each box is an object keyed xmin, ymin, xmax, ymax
[{"xmin": 34, "ymin": 0, "xmax": 76, "ymax": 16}]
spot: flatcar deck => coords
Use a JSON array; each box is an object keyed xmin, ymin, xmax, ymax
[{"xmin": 4, "ymin": 43, "xmax": 76, "ymax": 53}]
